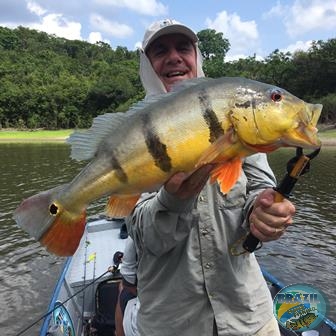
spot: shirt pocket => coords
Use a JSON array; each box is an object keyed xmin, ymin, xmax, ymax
[{"xmin": 217, "ymin": 172, "xmax": 247, "ymax": 209}]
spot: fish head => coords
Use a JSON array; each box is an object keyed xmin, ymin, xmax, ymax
[{"xmin": 229, "ymin": 82, "xmax": 322, "ymax": 152}]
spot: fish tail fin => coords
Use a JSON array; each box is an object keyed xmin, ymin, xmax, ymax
[
  {"xmin": 210, "ymin": 158, "xmax": 243, "ymax": 193},
  {"xmin": 106, "ymin": 194, "xmax": 141, "ymax": 218},
  {"xmin": 13, "ymin": 185, "xmax": 86, "ymax": 256}
]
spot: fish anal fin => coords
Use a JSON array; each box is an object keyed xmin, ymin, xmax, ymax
[
  {"xmin": 106, "ymin": 194, "xmax": 140, "ymax": 217},
  {"xmin": 40, "ymin": 210, "xmax": 86, "ymax": 256},
  {"xmin": 210, "ymin": 158, "xmax": 243, "ymax": 193}
]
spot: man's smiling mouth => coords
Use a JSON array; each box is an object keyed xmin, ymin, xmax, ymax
[{"xmin": 166, "ymin": 71, "xmax": 186, "ymax": 78}]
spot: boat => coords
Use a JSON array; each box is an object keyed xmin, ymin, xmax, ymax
[{"xmin": 36, "ymin": 217, "xmax": 335, "ymax": 336}]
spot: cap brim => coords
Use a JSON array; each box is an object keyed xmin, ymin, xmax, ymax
[{"xmin": 144, "ymin": 24, "xmax": 198, "ymax": 51}]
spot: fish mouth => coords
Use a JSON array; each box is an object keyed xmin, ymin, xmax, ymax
[
  {"xmin": 284, "ymin": 103, "xmax": 322, "ymax": 149},
  {"xmin": 285, "ymin": 124, "xmax": 321, "ymax": 149}
]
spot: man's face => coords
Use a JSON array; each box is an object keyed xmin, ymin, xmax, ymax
[{"xmin": 146, "ymin": 33, "xmax": 197, "ymax": 92}]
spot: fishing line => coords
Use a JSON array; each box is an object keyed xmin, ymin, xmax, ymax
[{"xmin": 14, "ymin": 266, "xmax": 116, "ymax": 336}]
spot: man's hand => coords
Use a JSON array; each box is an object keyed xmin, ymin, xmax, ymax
[
  {"xmin": 249, "ymin": 188, "xmax": 296, "ymax": 242},
  {"xmin": 164, "ymin": 165, "xmax": 214, "ymax": 199}
]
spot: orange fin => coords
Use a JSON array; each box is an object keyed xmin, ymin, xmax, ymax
[
  {"xmin": 40, "ymin": 210, "xmax": 86, "ymax": 256},
  {"xmin": 13, "ymin": 185, "xmax": 86, "ymax": 256},
  {"xmin": 210, "ymin": 158, "xmax": 243, "ymax": 193},
  {"xmin": 106, "ymin": 194, "xmax": 140, "ymax": 217}
]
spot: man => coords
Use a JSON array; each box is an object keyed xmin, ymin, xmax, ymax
[
  {"xmin": 115, "ymin": 236, "xmax": 138, "ymax": 336},
  {"xmin": 126, "ymin": 19, "xmax": 295, "ymax": 336}
]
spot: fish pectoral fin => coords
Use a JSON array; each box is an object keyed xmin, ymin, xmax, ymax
[
  {"xmin": 106, "ymin": 194, "xmax": 141, "ymax": 217},
  {"xmin": 210, "ymin": 158, "xmax": 243, "ymax": 194},
  {"xmin": 195, "ymin": 129, "xmax": 236, "ymax": 168}
]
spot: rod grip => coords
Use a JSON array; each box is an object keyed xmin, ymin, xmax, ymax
[
  {"xmin": 242, "ymin": 233, "xmax": 261, "ymax": 253},
  {"xmin": 242, "ymin": 191, "xmax": 285, "ymax": 253}
]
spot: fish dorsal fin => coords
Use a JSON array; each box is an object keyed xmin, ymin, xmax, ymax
[
  {"xmin": 68, "ymin": 78, "xmax": 213, "ymax": 161},
  {"xmin": 68, "ymin": 93, "xmax": 176, "ymax": 161},
  {"xmin": 68, "ymin": 112, "xmax": 129, "ymax": 161}
]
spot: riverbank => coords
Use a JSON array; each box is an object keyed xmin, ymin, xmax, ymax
[
  {"xmin": 0, "ymin": 129, "xmax": 73, "ymax": 143},
  {"xmin": 0, "ymin": 128, "xmax": 335, "ymax": 145}
]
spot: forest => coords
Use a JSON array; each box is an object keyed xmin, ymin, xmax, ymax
[{"xmin": 0, "ymin": 26, "xmax": 335, "ymax": 129}]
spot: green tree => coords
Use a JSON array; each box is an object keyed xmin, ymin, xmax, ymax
[
  {"xmin": 197, "ymin": 29, "xmax": 230, "ymax": 77},
  {"xmin": 0, "ymin": 26, "xmax": 335, "ymax": 127},
  {"xmin": 260, "ymin": 49, "xmax": 294, "ymax": 87},
  {"xmin": 224, "ymin": 55, "xmax": 264, "ymax": 80}
]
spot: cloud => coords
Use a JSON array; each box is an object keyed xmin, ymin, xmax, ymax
[
  {"xmin": 134, "ymin": 41, "xmax": 142, "ymax": 50},
  {"xmin": 30, "ymin": 13, "xmax": 82, "ymax": 40},
  {"xmin": 266, "ymin": 0, "xmax": 336, "ymax": 37},
  {"xmin": 90, "ymin": 14, "xmax": 133, "ymax": 38},
  {"xmin": 27, "ymin": 1, "xmax": 47, "ymax": 16},
  {"xmin": 205, "ymin": 10, "xmax": 259, "ymax": 59},
  {"xmin": 286, "ymin": 0, "xmax": 336, "ymax": 37},
  {"xmin": 281, "ymin": 40, "xmax": 313, "ymax": 54},
  {"xmin": 19, "ymin": 1, "xmax": 83, "ymax": 40},
  {"xmin": 262, "ymin": 0, "xmax": 286, "ymax": 19},
  {"xmin": 30, "ymin": 14, "xmax": 82, "ymax": 40},
  {"xmin": 88, "ymin": 32, "xmax": 109, "ymax": 44},
  {"xmin": 1, "ymin": 0, "xmax": 134, "ymax": 45},
  {"xmin": 94, "ymin": 0, "xmax": 168, "ymax": 16}
]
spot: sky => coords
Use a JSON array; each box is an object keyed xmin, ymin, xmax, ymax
[{"xmin": 0, "ymin": 0, "xmax": 335, "ymax": 61}]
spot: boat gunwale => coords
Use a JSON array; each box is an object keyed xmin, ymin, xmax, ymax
[{"xmin": 39, "ymin": 257, "xmax": 72, "ymax": 335}]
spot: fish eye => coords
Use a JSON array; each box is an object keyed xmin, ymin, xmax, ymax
[
  {"xmin": 271, "ymin": 90, "xmax": 282, "ymax": 102},
  {"xmin": 49, "ymin": 203, "xmax": 58, "ymax": 215}
]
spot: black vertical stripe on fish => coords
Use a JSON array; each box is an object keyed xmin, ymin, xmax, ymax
[
  {"xmin": 142, "ymin": 114, "xmax": 172, "ymax": 172},
  {"xmin": 198, "ymin": 89, "xmax": 225, "ymax": 143},
  {"xmin": 111, "ymin": 151, "xmax": 128, "ymax": 183},
  {"xmin": 235, "ymin": 99, "xmax": 258, "ymax": 130},
  {"xmin": 235, "ymin": 101, "xmax": 251, "ymax": 109},
  {"xmin": 234, "ymin": 98, "xmax": 257, "ymax": 110}
]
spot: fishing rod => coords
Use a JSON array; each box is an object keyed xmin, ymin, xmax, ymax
[
  {"xmin": 14, "ymin": 265, "xmax": 118, "ymax": 336},
  {"xmin": 81, "ymin": 239, "xmax": 89, "ymax": 329},
  {"xmin": 231, "ymin": 146, "xmax": 321, "ymax": 256}
]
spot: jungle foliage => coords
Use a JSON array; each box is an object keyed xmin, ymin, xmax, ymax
[{"xmin": 0, "ymin": 26, "xmax": 335, "ymax": 129}]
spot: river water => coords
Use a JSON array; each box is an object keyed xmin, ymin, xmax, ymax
[{"xmin": 0, "ymin": 143, "xmax": 335, "ymax": 335}]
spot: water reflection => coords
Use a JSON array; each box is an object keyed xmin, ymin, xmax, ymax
[{"xmin": 259, "ymin": 147, "xmax": 336, "ymax": 321}]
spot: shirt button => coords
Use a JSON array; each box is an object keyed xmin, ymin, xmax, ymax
[
  {"xmin": 201, "ymin": 228, "xmax": 209, "ymax": 235},
  {"xmin": 205, "ymin": 262, "xmax": 212, "ymax": 269}
]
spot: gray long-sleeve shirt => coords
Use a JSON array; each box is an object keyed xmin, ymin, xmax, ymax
[{"xmin": 127, "ymin": 153, "xmax": 277, "ymax": 336}]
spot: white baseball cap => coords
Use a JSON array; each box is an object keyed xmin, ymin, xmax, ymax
[{"xmin": 142, "ymin": 19, "xmax": 198, "ymax": 51}]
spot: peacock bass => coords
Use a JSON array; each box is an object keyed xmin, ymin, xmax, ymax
[{"xmin": 13, "ymin": 77, "xmax": 322, "ymax": 256}]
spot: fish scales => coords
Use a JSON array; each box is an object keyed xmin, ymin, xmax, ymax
[
  {"xmin": 13, "ymin": 77, "xmax": 322, "ymax": 255},
  {"xmin": 55, "ymin": 86, "xmax": 216, "ymax": 207},
  {"xmin": 102, "ymin": 81, "xmax": 226, "ymax": 191}
]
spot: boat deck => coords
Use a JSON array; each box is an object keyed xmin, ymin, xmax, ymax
[
  {"xmin": 41, "ymin": 218, "xmax": 336, "ymax": 336},
  {"xmin": 67, "ymin": 218, "xmax": 126, "ymax": 286}
]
